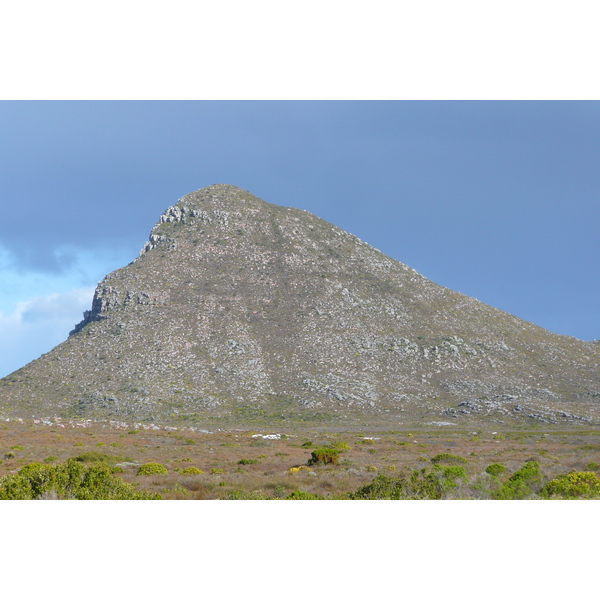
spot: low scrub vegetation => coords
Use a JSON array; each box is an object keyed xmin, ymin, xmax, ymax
[
  {"xmin": 180, "ymin": 467, "xmax": 204, "ymax": 475},
  {"xmin": 485, "ymin": 463, "xmax": 506, "ymax": 477},
  {"xmin": 540, "ymin": 471, "xmax": 600, "ymax": 499},
  {"xmin": 0, "ymin": 460, "xmax": 160, "ymax": 500},
  {"xmin": 137, "ymin": 462, "xmax": 168, "ymax": 476},
  {"xmin": 2, "ymin": 422, "xmax": 600, "ymax": 500},
  {"xmin": 307, "ymin": 448, "xmax": 340, "ymax": 465},
  {"xmin": 492, "ymin": 460, "xmax": 542, "ymax": 499},
  {"xmin": 430, "ymin": 453, "xmax": 468, "ymax": 465}
]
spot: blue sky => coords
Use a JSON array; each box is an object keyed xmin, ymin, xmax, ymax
[{"xmin": 1, "ymin": 100, "xmax": 599, "ymax": 377}]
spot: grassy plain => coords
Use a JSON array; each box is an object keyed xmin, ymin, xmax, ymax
[{"xmin": 1, "ymin": 418, "xmax": 599, "ymax": 499}]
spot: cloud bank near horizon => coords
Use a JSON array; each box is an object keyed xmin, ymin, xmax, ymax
[
  {"xmin": 0, "ymin": 287, "xmax": 95, "ymax": 378},
  {"xmin": 0, "ymin": 240, "xmax": 137, "ymax": 378}
]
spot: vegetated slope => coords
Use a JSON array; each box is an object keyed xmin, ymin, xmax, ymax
[{"xmin": 1, "ymin": 184, "xmax": 598, "ymax": 427}]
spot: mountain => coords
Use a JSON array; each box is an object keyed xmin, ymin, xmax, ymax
[{"xmin": 1, "ymin": 184, "xmax": 598, "ymax": 428}]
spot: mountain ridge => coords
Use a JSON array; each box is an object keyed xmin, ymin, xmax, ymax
[{"xmin": 1, "ymin": 184, "xmax": 598, "ymax": 428}]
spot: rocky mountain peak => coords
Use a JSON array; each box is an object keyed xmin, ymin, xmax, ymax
[{"xmin": 2, "ymin": 185, "xmax": 599, "ymax": 428}]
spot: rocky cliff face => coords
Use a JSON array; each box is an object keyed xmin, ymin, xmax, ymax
[{"xmin": 1, "ymin": 184, "xmax": 599, "ymax": 427}]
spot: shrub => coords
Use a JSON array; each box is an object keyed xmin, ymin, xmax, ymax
[
  {"xmin": 431, "ymin": 465, "xmax": 467, "ymax": 494},
  {"xmin": 180, "ymin": 467, "xmax": 204, "ymax": 475},
  {"xmin": 210, "ymin": 468, "xmax": 224, "ymax": 474},
  {"xmin": 357, "ymin": 438, "xmax": 375, "ymax": 445},
  {"xmin": 289, "ymin": 466, "xmax": 314, "ymax": 473},
  {"xmin": 540, "ymin": 471, "xmax": 600, "ymax": 499},
  {"xmin": 238, "ymin": 458, "xmax": 260, "ymax": 465},
  {"xmin": 349, "ymin": 472, "xmax": 441, "ymax": 500},
  {"xmin": 43, "ymin": 456, "xmax": 57, "ymax": 463},
  {"xmin": 431, "ymin": 453, "xmax": 468, "ymax": 465},
  {"xmin": 0, "ymin": 460, "xmax": 160, "ymax": 500},
  {"xmin": 19, "ymin": 462, "xmax": 43, "ymax": 475},
  {"xmin": 308, "ymin": 448, "xmax": 340, "ymax": 466},
  {"xmin": 436, "ymin": 465, "xmax": 467, "ymax": 480},
  {"xmin": 586, "ymin": 462, "xmax": 599, "ymax": 471},
  {"xmin": 4, "ymin": 451, "xmax": 15, "ymax": 460},
  {"xmin": 329, "ymin": 442, "xmax": 351, "ymax": 450},
  {"xmin": 285, "ymin": 490, "xmax": 323, "ymax": 500},
  {"xmin": 137, "ymin": 462, "xmax": 168, "ymax": 476},
  {"xmin": 226, "ymin": 489, "xmax": 268, "ymax": 500},
  {"xmin": 11, "ymin": 445, "xmax": 24, "ymax": 451},
  {"xmin": 492, "ymin": 460, "xmax": 542, "ymax": 500},
  {"xmin": 485, "ymin": 463, "xmax": 506, "ymax": 477},
  {"xmin": 72, "ymin": 452, "xmax": 121, "ymax": 464},
  {"xmin": 300, "ymin": 441, "xmax": 314, "ymax": 448}
]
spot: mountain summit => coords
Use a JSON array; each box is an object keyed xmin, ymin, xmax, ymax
[{"xmin": 2, "ymin": 184, "xmax": 599, "ymax": 427}]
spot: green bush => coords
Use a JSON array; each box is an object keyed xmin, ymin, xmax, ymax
[
  {"xmin": 308, "ymin": 448, "xmax": 340, "ymax": 466},
  {"xmin": 435, "ymin": 465, "xmax": 467, "ymax": 480},
  {"xmin": 349, "ymin": 472, "xmax": 442, "ymax": 500},
  {"xmin": 329, "ymin": 442, "xmax": 351, "ymax": 450},
  {"xmin": 492, "ymin": 460, "xmax": 542, "ymax": 500},
  {"xmin": 180, "ymin": 467, "xmax": 204, "ymax": 475},
  {"xmin": 137, "ymin": 462, "xmax": 168, "ymax": 476},
  {"xmin": 349, "ymin": 464, "xmax": 470, "ymax": 500},
  {"xmin": 540, "ymin": 471, "xmax": 600, "ymax": 499},
  {"xmin": 72, "ymin": 451, "xmax": 122, "ymax": 464},
  {"xmin": 0, "ymin": 460, "xmax": 160, "ymax": 500},
  {"xmin": 285, "ymin": 490, "xmax": 323, "ymax": 500},
  {"xmin": 300, "ymin": 441, "xmax": 314, "ymax": 448},
  {"xmin": 431, "ymin": 453, "xmax": 468, "ymax": 465},
  {"xmin": 225, "ymin": 489, "xmax": 268, "ymax": 500},
  {"xmin": 586, "ymin": 462, "xmax": 599, "ymax": 471},
  {"xmin": 238, "ymin": 458, "xmax": 260, "ymax": 465},
  {"xmin": 43, "ymin": 456, "xmax": 57, "ymax": 463},
  {"xmin": 485, "ymin": 463, "xmax": 506, "ymax": 477}
]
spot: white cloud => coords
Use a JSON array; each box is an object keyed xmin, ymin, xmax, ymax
[
  {"xmin": 0, "ymin": 287, "xmax": 95, "ymax": 378},
  {"xmin": 20, "ymin": 288, "xmax": 95, "ymax": 323},
  {"xmin": 0, "ymin": 240, "xmax": 134, "ymax": 378},
  {"xmin": 0, "ymin": 241, "xmax": 132, "ymax": 316}
]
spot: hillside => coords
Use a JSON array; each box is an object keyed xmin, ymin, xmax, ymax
[{"xmin": 1, "ymin": 184, "xmax": 598, "ymax": 428}]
